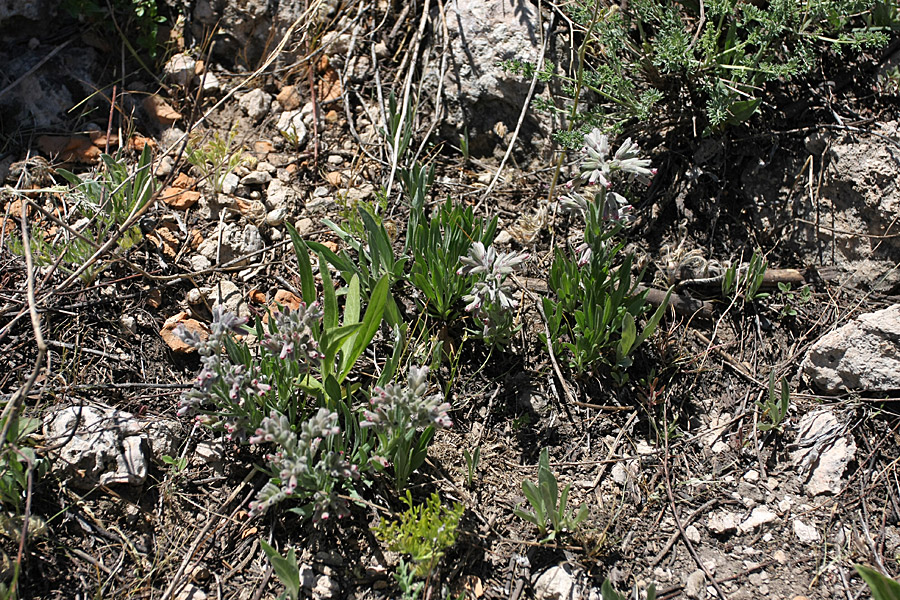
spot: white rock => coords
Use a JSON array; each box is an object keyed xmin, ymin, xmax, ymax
[
  {"xmin": 200, "ymin": 71, "xmax": 221, "ymax": 94},
  {"xmin": 174, "ymin": 583, "xmax": 207, "ymax": 600},
  {"xmin": 790, "ymin": 409, "xmax": 856, "ymax": 496},
  {"xmin": 221, "ymin": 172, "xmax": 240, "ymax": 195},
  {"xmin": 707, "ymin": 511, "xmax": 739, "ymax": 534},
  {"xmin": 684, "ymin": 570, "xmax": 706, "ymax": 599},
  {"xmin": 739, "ymin": 506, "xmax": 777, "ymax": 533},
  {"xmin": 611, "ymin": 463, "xmax": 628, "ymax": 486},
  {"xmin": 266, "ymin": 207, "xmax": 286, "ymax": 227},
  {"xmin": 777, "ymin": 496, "xmax": 793, "ymax": 513},
  {"xmin": 186, "ymin": 288, "xmax": 205, "ymax": 305},
  {"xmin": 743, "ymin": 469, "xmax": 759, "ymax": 482},
  {"xmin": 240, "ymin": 171, "xmax": 272, "ymax": 186},
  {"xmin": 197, "ymin": 222, "xmax": 263, "ymax": 266},
  {"xmin": 211, "ymin": 279, "xmax": 248, "ymax": 318},
  {"xmin": 120, "ymin": 314, "xmax": 136, "ymax": 335},
  {"xmin": 636, "ymin": 441, "xmax": 654, "ymax": 455},
  {"xmin": 239, "ymin": 89, "xmax": 272, "ymax": 123},
  {"xmin": 266, "ymin": 179, "xmax": 297, "ymax": 210},
  {"xmin": 275, "ymin": 110, "xmax": 308, "ymax": 147},
  {"xmin": 190, "ymin": 254, "xmax": 212, "ymax": 272},
  {"xmin": 803, "ymin": 304, "xmax": 900, "ymax": 393},
  {"xmin": 312, "ymin": 574, "xmax": 340, "ymax": 599},
  {"xmin": 532, "ymin": 565, "xmax": 577, "ymax": 600},
  {"xmin": 685, "ymin": 524, "xmax": 701, "ymax": 544},
  {"xmin": 44, "ymin": 405, "xmax": 151, "ymax": 488},
  {"xmin": 164, "ymin": 53, "xmax": 196, "ymax": 87},
  {"xmin": 494, "ymin": 230, "xmax": 513, "ymax": 245},
  {"xmin": 793, "ymin": 519, "xmax": 821, "ymax": 544}
]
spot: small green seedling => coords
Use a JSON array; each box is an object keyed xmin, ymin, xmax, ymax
[
  {"xmin": 757, "ymin": 370, "xmax": 790, "ymax": 433},
  {"xmin": 463, "ymin": 446, "xmax": 481, "ymax": 488},
  {"xmin": 513, "ymin": 448, "xmax": 588, "ymax": 541}
]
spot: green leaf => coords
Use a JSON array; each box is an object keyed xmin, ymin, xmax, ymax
[
  {"xmin": 338, "ymin": 274, "xmax": 389, "ymax": 382},
  {"xmin": 319, "ymin": 253, "xmax": 338, "ymax": 330},
  {"xmin": 345, "ymin": 275, "xmax": 361, "ymax": 326},
  {"xmin": 855, "ymin": 564, "xmax": 900, "ymax": 600},
  {"xmin": 322, "ymin": 323, "xmax": 363, "ymax": 364},
  {"xmin": 260, "ymin": 540, "xmax": 301, "ymax": 600},
  {"xmin": 636, "ymin": 286, "xmax": 673, "ymax": 347},
  {"xmin": 726, "ymin": 98, "xmax": 762, "ymax": 125},
  {"xmin": 617, "ymin": 312, "xmax": 637, "ymax": 360},
  {"xmin": 286, "ymin": 224, "xmax": 316, "ymax": 305}
]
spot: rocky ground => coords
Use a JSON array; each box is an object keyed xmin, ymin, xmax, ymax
[{"xmin": 2, "ymin": 1, "xmax": 900, "ymax": 599}]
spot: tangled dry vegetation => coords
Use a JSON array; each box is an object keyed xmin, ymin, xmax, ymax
[{"xmin": 1, "ymin": 0, "xmax": 900, "ymax": 599}]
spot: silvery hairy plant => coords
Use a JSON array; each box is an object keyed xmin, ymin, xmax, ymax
[
  {"xmin": 176, "ymin": 303, "xmax": 326, "ymax": 437},
  {"xmin": 249, "ymin": 408, "xmax": 358, "ymax": 522},
  {"xmin": 457, "ymin": 242, "xmax": 529, "ymax": 345},
  {"xmin": 360, "ymin": 365, "xmax": 452, "ymax": 490},
  {"xmin": 543, "ymin": 129, "xmax": 671, "ymax": 381}
]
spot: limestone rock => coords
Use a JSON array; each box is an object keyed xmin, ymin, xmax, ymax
[
  {"xmin": 423, "ymin": 0, "xmax": 548, "ymax": 154},
  {"xmin": 790, "ymin": 410, "xmax": 856, "ymax": 496},
  {"xmin": 533, "ymin": 565, "xmax": 578, "ymax": 600},
  {"xmin": 266, "ymin": 179, "xmax": 298, "ymax": 210},
  {"xmin": 793, "ymin": 519, "xmax": 821, "ymax": 544},
  {"xmin": 43, "ymin": 404, "xmax": 180, "ymax": 489},
  {"xmin": 802, "ymin": 304, "xmax": 900, "ymax": 393},
  {"xmin": 196, "ymin": 222, "xmax": 263, "ymax": 266},
  {"xmin": 164, "ymin": 53, "xmax": 197, "ymax": 87},
  {"xmin": 211, "ymin": 278, "xmax": 249, "ymax": 318},
  {"xmin": 707, "ymin": 511, "xmax": 739, "ymax": 534},
  {"xmin": 739, "ymin": 506, "xmax": 777, "ymax": 533},
  {"xmin": 684, "ymin": 570, "xmax": 706, "ymax": 599},
  {"xmin": 275, "ymin": 110, "xmax": 308, "ymax": 147},
  {"xmin": 239, "ymin": 89, "xmax": 272, "ymax": 123}
]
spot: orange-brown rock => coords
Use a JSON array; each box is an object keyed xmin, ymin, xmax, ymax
[
  {"xmin": 143, "ymin": 94, "xmax": 182, "ymax": 126},
  {"xmin": 160, "ymin": 311, "xmax": 209, "ymax": 353},
  {"xmin": 276, "ymin": 85, "xmax": 301, "ymax": 111}
]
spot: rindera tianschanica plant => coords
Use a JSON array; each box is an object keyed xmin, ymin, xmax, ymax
[
  {"xmin": 513, "ymin": 448, "xmax": 588, "ymax": 542},
  {"xmin": 457, "ymin": 242, "xmax": 529, "ymax": 346},
  {"xmin": 249, "ymin": 408, "xmax": 358, "ymax": 522},
  {"xmin": 543, "ymin": 129, "xmax": 670, "ymax": 381},
  {"xmin": 361, "ymin": 366, "xmax": 452, "ymax": 491},
  {"xmin": 409, "ymin": 197, "xmax": 498, "ymax": 320}
]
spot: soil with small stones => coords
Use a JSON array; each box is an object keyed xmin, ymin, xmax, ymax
[{"xmin": 2, "ymin": 3, "xmax": 900, "ymax": 600}]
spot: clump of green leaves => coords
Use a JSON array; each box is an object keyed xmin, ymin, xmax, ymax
[
  {"xmin": 8, "ymin": 145, "xmax": 156, "ymax": 284},
  {"xmin": 409, "ymin": 197, "xmax": 498, "ymax": 321},
  {"xmin": 373, "ymin": 491, "xmax": 464, "ymax": 579},
  {"xmin": 513, "ymin": 448, "xmax": 588, "ymax": 542},
  {"xmin": 0, "ymin": 415, "xmax": 47, "ymax": 514},
  {"xmin": 722, "ymin": 250, "xmax": 769, "ymax": 304},
  {"xmin": 260, "ymin": 541, "xmax": 302, "ymax": 600},
  {"xmin": 776, "ymin": 282, "xmax": 812, "ymax": 319},
  {"xmin": 185, "ymin": 126, "xmax": 246, "ymax": 194}
]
